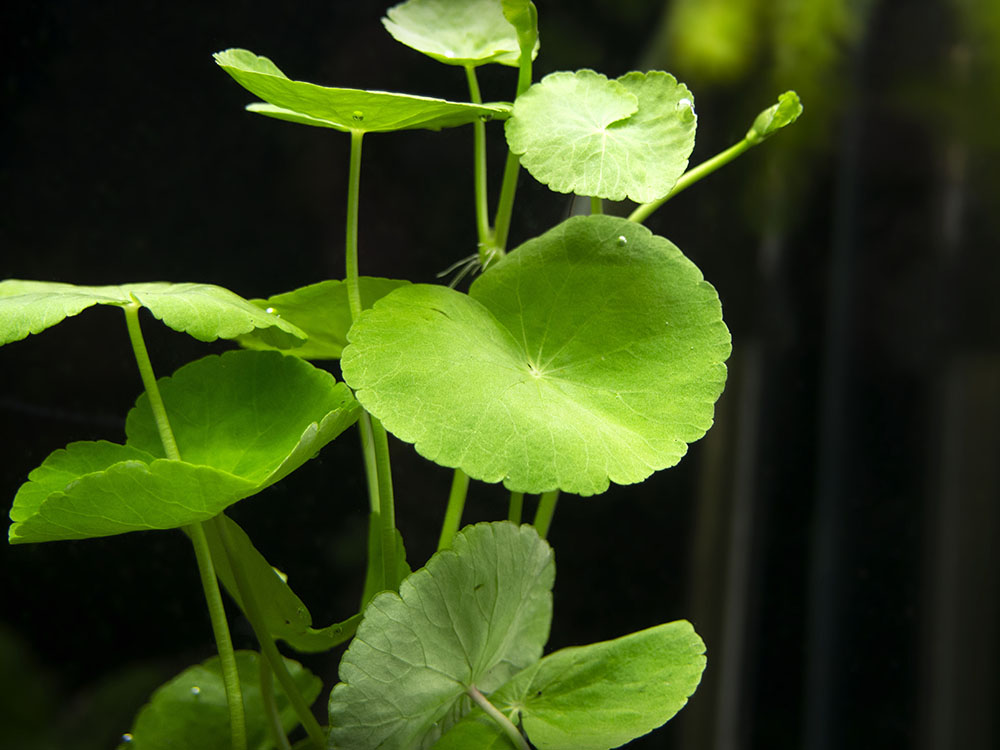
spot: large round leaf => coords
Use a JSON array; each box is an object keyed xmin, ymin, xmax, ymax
[
  {"xmin": 8, "ymin": 350, "xmax": 359, "ymax": 543},
  {"xmin": 0, "ymin": 280, "xmax": 305, "ymax": 347},
  {"xmin": 327, "ymin": 522, "xmax": 554, "ymax": 750},
  {"xmin": 214, "ymin": 49, "xmax": 509, "ymax": 133},
  {"xmin": 341, "ymin": 215, "xmax": 731, "ymax": 496},
  {"xmin": 505, "ymin": 70, "xmax": 697, "ymax": 202}
]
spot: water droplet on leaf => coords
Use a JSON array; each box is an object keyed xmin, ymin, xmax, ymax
[
  {"xmin": 264, "ymin": 307, "xmax": 276, "ymax": 314},
  {"xmin": 677, "ymin": 98, "xmax": 694, "ymax": 115},
  {"xmin": 190, "ymin": 686, "xmax": 201, "ymax": 696},
  {"xmin": 352, "ymin": 111, "xmax": 365, "ymax": 121},
  {"xmin": 616, "ymin": 235, "xmax": 628, "ymax": 246},
  {"xmin": 121, "ymin": 734, "xmax": 133, "ymax": 744}
]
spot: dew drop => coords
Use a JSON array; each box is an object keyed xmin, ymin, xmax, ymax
[
  {"xmin": 616, "ymin": 235, "xmax": 628, "ymax": 247},
  {"xmin": 190, "ymin": 686, "xmax": 201, "ymax": 697},
  {"xmin": 677, "ymin": 97, "xmax": 694, "ymax": 114},
  {"xmin": 264, "ymin": 307, "xmax": 276, "ymax": 314},
  {"xmin": 352, "ymin": 110, "xmax": 365, "ymax": 121},
  {"xmin": 121, "ymin": 734, "xmax": 134, "ymax": 743}
]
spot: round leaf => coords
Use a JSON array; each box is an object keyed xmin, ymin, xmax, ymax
[
  {"xmin": 327, "ymin": 522, "xmax": 554, "ymax": 750},
  {"xmin": 0, "ymin": 280, "xmax": 305, "ymax": 347},
  {"xmin": 126, "ymin": 650, "xmax": 321, "ymax": 750},
  {"xmin": 383, "ymin": 0, "xmax": 533, "ymax": 68},
  {"xmin": 341, "ymin": 215, "xmax": 731, "ymax": 496},
  {"xmin": 214, "ymin": 49, "xmax": 510, "ymax": 133},
  {"xmin": 237, "ymin": 277, "xmax": 410, "ymax": 360},
  {"xmin": 505, "ymin": 70, "xmax": 697, "ymax": 202}
]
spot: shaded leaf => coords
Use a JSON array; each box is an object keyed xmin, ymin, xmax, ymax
[
  {"xmin": 383, "ymin": 0, "xmax": 535, "ymax": 68},
  {"xmin": 215, "ymin": 49, "xmax": 510, "ymax": 133},
  {"xmin": 237, "ymin": 277, "xmax": 409, "ymax": 360},
  {"xmin": 435, "ymin": 621, "xmax": 706, "ymax": 750},
  {"xmin": 341, "ymin": 215, "xmax": 730, "ymax": 496},
  {"xmin": 505, "ymin": 70, "xmax": 697, "ymax": 202},
  {"xmin": 327, "ymin": 522, "xmax": 554, "ymax": 750},
  {"xmin": 126, "ymin": 650, "xmax": 321, "ymax": 750},
  {"xmin": 746, "ymin": 90, "xmax": 803, "ymax": 144},
  {"xmin": 0, "ymin": 280, "xmax": 304, "ymax": 347}
]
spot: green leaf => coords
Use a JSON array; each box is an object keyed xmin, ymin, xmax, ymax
[
  {"xmin": 0, "ymin": 280, "xmax": 305, "ymax": 347},
  {"xmin": 202, "ymin": 515, "xmax": 362, "ymax": 653},
  {"xmin": 9, "ymin": 351, "xmax": 359, "ymax": 543},
  {"xmin": 214, "ymin": 49, "xmax": 510, "ymax": 133},
  {"xmin": 237, "ymin": 277, "xmax": 410, "ymax": 360},
  {"xmin": 435, "ymin": 621, "xmax": 707, "ymax": 750},
  {"xmin": 501, "ymin": 0, "xmax": 539, "ymax": 61},
  {"xmin": 126, "ymin": 650, "xmax": 321, "ymax": 750},
  {"xmin": 505, "ymin": 70, "xmax": 697, "ymax": 202},
  {"xmin": 327, "ymin": 522, "xmax": 554, "ymax": 750},
  {"xmin": 359, "ymin": 514, "xmax": 412, "ymax": 609},
  {"xmin": 341, "ymin": 215, "xmax": 731, "ymax": 496},
  {"xmin": 746, "ymin": 90, "xmax": 803, "ymax": 145},
  {"xmin": 383, "ymin": 0, "xmax": 536, "ymax": 68}
]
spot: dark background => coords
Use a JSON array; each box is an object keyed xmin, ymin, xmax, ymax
[{"xmin": 2, "ymin": 1, "xmax": 998, "ymax": 748}]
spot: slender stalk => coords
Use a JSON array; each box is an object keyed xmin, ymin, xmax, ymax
[
  {"xmin": 491, "ymin": 150, "xmax": 520, "ymax": 255},
  {"xmin": 358, "ymin": 413, "xmax": 380, "ymax": 514},
  {"xmin": 214, "ymin": 516, "xmax": 327, "ymax": 749},
  {"xmin": 465, "ymin": 65, "xmax": 493, "ymax": 261},
  {"xmin": 259, "ymin": 652, "xmax": 292, "ymax": 750},
  {"xmin": 438, "ymin": 469, "xmax": 471, "ymax": 551},
  {"xmin": 533, "ymin": 490, "xmax": 560, "ymax": 539},
  {"xmin": 468, "ymin": 685, "xmax": 530, "ymax": 750},
  {"xmin": 371, "ymin": 418, "xmax": 398, "ymax": 591},
  {"xmin": 629, "ymin": 138, "xmax": 753, "ymax": 224},
  {"xmin": 345, "ymin": 129, "xmax": 365, "ymax": 321},
  {"xmin": 508, "ymin": 492, "xmax": 524, "ymax": 524},
  {"xmin": 123, "ymin": 304, "xmax": 247, "ymax": 750},
  {"xmin": 590, "ymin": 195, "xmax": 603, "ymax": 215}
]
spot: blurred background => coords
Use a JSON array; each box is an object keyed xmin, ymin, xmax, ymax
[{"xmin": 1, "ymin": 1, "xmax": 997, "ymax": 748}]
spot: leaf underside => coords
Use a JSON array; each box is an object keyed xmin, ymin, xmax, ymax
[{"xmin": 341, "ymin": 215, "xmax": 731, "ymax": 496}]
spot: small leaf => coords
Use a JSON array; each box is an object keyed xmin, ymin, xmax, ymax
[
  {"xmin": 126, "ymin": 650, "xmax": 321, "ymax": 750},
  {"xmin": 327, "ymin": 522, "xmax": 554, "ymax": 750},
  {"xmin": 202, "ymin": 515, "xmax": 362, "ymax": 653},
  {"xmin": 502, "ymin": 0, "xmax": 539, "ymax": 61},
  {"xmin": 214, "ymin": 49, "xmax": 510, "ymax": 132},
  {"xmin": 9, "ymin": 351, "xmax": 359, "ymax": 544},
  {"xmin": 505, "ymin": 70, "xmax": 697, "ymax": 202},
  {"xmin": 746, "ymin": 90, "xmax": 803, "ymax": 145},
  {"xmin": 0, "ymin": 280, "xmax": 305, "ymax": 347},
  {"xmin": 342, "ymin": 215, "xmax": 731, "ymax": 496},
  {"xmin": 435, "ymin": 621, "xmax": 707, "ymax": 750},
  {"xmin": 383, "ymin": 0, "xmax": 536, "ymax": 68},
  {"xmin": 237, "ymin": 277, "xmax": 410, "ymax": 360}
]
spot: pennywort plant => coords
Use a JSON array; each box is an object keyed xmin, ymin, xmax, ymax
[{"xmin": 1, "ymin": 1, "xmax": 801, "ymax": 748}]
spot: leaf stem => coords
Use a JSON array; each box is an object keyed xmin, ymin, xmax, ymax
[
  {"xmin": 437, "ymin": 469, "xmax": 470, "ymax": 551},
  {"xmin": 371, "ymin": 418, "xmax": 399, "ymax": 591},
  {"xmin": 345, "ymin": 129, "xmax": 365, "ymax": 320},
  {"xmin": 533, "ymin": 490, "xmax": 559, "ymax": 539},
  {"xmin": 468, "ymin": 685, "xmax": 530, "ymax": 750},
  {"xmin": 491, "ymin": 151, "xmax": 520, "ymax": 256},
  {"xmin": 123, "ymin": 303, "xmax": 247, "ymax": 750},
  {"xmin": 358, "ymin": 413, "xmax": 380, "ymax": 514},
  {"xmin": 214, "ymin": 515, "xmax": 327, "ymax": 749},
  {"xmin": 259, "ymin": 655, "xmax": 292, "ymax": 750},
  {"xmin": 629, "ymin": 137, "xmax": 752, "ymax": 224},
  {"xmin": 590, "ymin": 195, "xmax": 603, "ymax": 215},
  {"xmin": 465, "ymin": 65, "xmax": 493, "ymax": 262},
  {"xmin": 508, "ymin": 492, "xmax": 524, "ymax": 524}
]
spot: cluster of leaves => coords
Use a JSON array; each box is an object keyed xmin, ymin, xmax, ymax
[{"xmin": 3, "ymin": 1, "xmax": 801, "ymax": 748}]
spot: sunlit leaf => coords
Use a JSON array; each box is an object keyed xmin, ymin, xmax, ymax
[
  {"xmin": 383, "ymin": 0, "xmax": 535, "ymax": 68},
  {"xmin": 505, "ymin": 70, "xmax": 697, "ymax": 202},
  {"xmin": 0, "ymin": 280, "xmax": 304, "ymax": 347},
  {"xmin": 435, "ymin": 621, "xmax": 706, "ymax": 750},
  {"xmin": 9, "ymin": 351, "xmax": 359, "ymax": 543},
  {"xmin": 237, "ymin": 278, "xmax": 409, "ymax": 360},
  {"xmin": 214, "ymin": 49, "xmax": 510, "ymax": 132},
  {"xmin": 126, "ymin": 650, "xmax": 321, "ymax": 750},
  {"xmin": 327, "ymin": 522, "xmax": 554, "ymax": 750},
  {"xmin": 746, "ymin": 90, "xmax": 803, "ymax": 144},
  {"xmin": 341, "ymin": 215, "xmax": 730, "ymax": 496}
]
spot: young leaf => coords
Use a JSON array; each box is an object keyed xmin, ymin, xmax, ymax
[
  {"xmin": 9, "ymin": 351, "xmax": 360, "ymax": 544},
  {"xmin": 435, "ymin": 621, "xmax": 707, "ymax": 750},
  {"xmin": 746, "ymin": 90, "xmax": 803, "ymax": 145},
  {"xmin": 341, "ymin": 215, "xmax": 731, "ymax": 496},
  {"xmin": 237, "ymin": 277, "xmax": 410, "ymax": 360},
  {"xmin": 0, "ymin": 280, "xmax": 305, "ymax": 347},
  {"xmin": 214, "ymin": 49, "xmax": 510, "ymax": 132},
  {"xmin": 501, "ymin": 0, "xmax": 539, "ymax": 60},
  {"xmin": 202, "ymin": 515, "xmax": 362, "ymax": 653},
  {"xmin": 505, "ymin": 70, "xmax": 697, "ymax": 202},
  {"xmin": 125, "ymin": 650, "xmax": 321, "ymax": 750},
  {"xmin": 383, "ymin": 0, "xmax": 535, "ymax": 68},
  {"xmin": 326, "ymin": 522, "xmax": 554, "ymax": 750}
]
